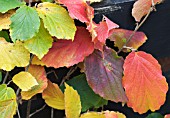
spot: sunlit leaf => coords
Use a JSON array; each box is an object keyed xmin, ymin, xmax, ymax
[
  {"xmin": 104, "ymin": 111, "xmax": 126, "ymax": 118},
  {"xmin": 24, "ymin": 21, "xmax": 53, "ymax": 59},
  {"xmin": 64, "ymin": 83, "xmax": 81, "ymax": 118},
  {"xmin": 85, "ymin": 46, "xmax": 127, "ymax": 102},
  {"xmin": 146, "ymin": 113, "xmax": 163, "ymax": 118},
  {"xmin": 41, "ymin": 27, "xmax": 94, "ymax": 68},
  {"xmin": 132, "ymin": 0, "xmax": 162, "ymax": 22},
  {"xmin": 31, "ymin": 56, "xmax": 45, "ymax": 66},
  {"xmin": 122, "ymin": 51, "xmax": 168, "ymax": 114},
  {"xmin": 36, "ymin": 2, "xmax": 76, "ymax": 40},
  {"xmin": 0, "ymin": 38, "xmax": 30, "ymax": 71},
  {"xmin": 10, "ymin": 5, "xmax": 40, "ymax": 42},
  {"xmin": 12, "ymin": 72, "xmax": 39, "ymax": 91},
  {"xmin": 42, "ymin": 80, "xmax": 64, "ymax": 110},
  {"xmin": 83, "ymin": 0, "xmax": 102, "ymax": 4},
  {"xmin": 109, "ymin": 29, "xmax": 147, "ymax": 52},
  {"xmin": 0, "ymin": 84, "xmax": 17, "ymax": 118},
  {"xmin": 165, "ymin": 114, "xmax": 170, "ymax": 118},
  {"xmin": 21, "ymin": 65, "xmax": 48, "ymax": 100},
  {"xmin": 0, "ymin": 10, "xmax": 15, "ymax": 31},
  {"xmin": 80, "ymin": 112, "xmax": 105, "ymax": 118},
  {"xmin": 0, "ymin": 0, "xmax": 24, "ymax": 13}
]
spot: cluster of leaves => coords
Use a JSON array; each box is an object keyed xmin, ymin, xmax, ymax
[{"xmin": 0, "ymin": 0, "xmax": 169, "ymax": 117}]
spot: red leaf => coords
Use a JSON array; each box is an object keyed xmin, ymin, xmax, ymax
[
  {"xmin": 165, "ymin": 114, "xmax": 170, "ymax": 118},
  {"xmin": 122, "ymin": 51, "xmax": 168, "ymax": 114},
  {"xmin": 132, "ymin": 0, "xmax": 162, "ymax": 22},
  {"xmin": 85, "ymin": 46, "xmax": 127, "ymax": 102},
  {"xmin": 42, "ymin": 27, "xmax": 94, "ymax": 68}
]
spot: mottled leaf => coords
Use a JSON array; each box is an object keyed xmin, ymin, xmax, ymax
[
  {"xmin": 10, "ymin": 5, "xmax": 40, "ymax": 42},
  {"xmin": 42, "ymin": 27, "xmax": 94, "ymax": 68},
  {"xmin": 132, "ymin": 0, "xmax": 162, "ymax": 22},
  {"xmin": 0, "ymin": 84, "xmax": 17, "ymax": 118},
  {"xmin": 24, "ymin": 21, "xmax": 53, "ymax": 59},
  {"xmin": 64, "ymin": 83, "xmax": 81, "ymax": 118},
  {"xmin": 80, "ymin": 112, "xmax": 105, "ymax": 118},
  {"xmin": 0, "ymin": 38, "xmax": 30, "ymax": 71},
  {"xmin": 42, "ymin": 80, "xmax": 64, "ymax": 110},
  {"xmin": 12, "ymin": 72, "xmax": 39, "ymax": 91},
  {"xmin": 85, "ymin": 46, "xmax": 127, "ymax": 102},
  {"xmin": 146, "ymin": 113, "xmax": 163, "ymax": 118},
  {"xmin": 36, "ymin": 2, "xmax": 76, "ymax": 40},
  {"xmin": 122, "ymin": 51, "xmax": 168, "ymax": 114},
  {"xmin": 21, "ymin": 65, "xmax": 48, "ymax": 100}
]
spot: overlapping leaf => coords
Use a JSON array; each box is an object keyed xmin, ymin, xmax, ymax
[
  {"xmin": 0, "ymin": 84, "xmax": 17, "ymax": 118},
  {"xmin": 64, "ymin": 83, "xmax": 81, "ymax": 118},
  {"xmin": 122, "ymin": 51, "xmax": 168, "ymax": 114},
  {"xmin": 36, "ymin": 2, "xmax": 76, "ymax": 40},
  {"xmin": 10, "ymin": 5, "xmax": 40, "ymax": 42},
  {"xmin": 12, "ymin": 72, "xmax": 39, "ymax": 91},
  {"xmin": 104, "ymin": 111, "xmax": 126, "ymax": 118},
  {"xmin": 31, "ymin": 56, "xmax": 45, "ymax": 66},
  {"xmin": 165, "ymin": 114, "xmax": 170, "ymax": 118},
  {"xmin": 42, "ymin": 80, "xmax": 64, "ymax": 110},
  {"xmin": 24, "ymin": 21, "xmax": 53, "ymax": 59},
  {"xmin": 80, "ymin": 112, "xmax": 105, "ymax": 118},
  {"xmin": 109, "ymin": 29, "xmax": 147, "ymax": 52},
  {"xmin": 146, "ymin": 113, "xmax": 163, "ymax": 118},
  {"xmin": 41, "ymin": 27, "xmax": 94, "ymax": 68},
  {"xmin": 85, "ymin": 46, "xmax": 127, "ymax": 102},
  {"xmin": 21, "ymin": 65, "xmax": 48, "ymax": 100},
  {"xmin": 0, "ymin": 0, "xmax": 23, "ymax": 13},
  {"xmin": 0, "ymin": 38, "xmax": 30, "ymax": 71},
  {"xmin": 132, "ymin": 0, "xmax": 162, "ymax": 22}
]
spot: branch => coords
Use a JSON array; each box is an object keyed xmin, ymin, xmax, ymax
[
  {"xmin": 29, "ymin": 104, "xmax": 46, "ymax": 117},
  {"xmin": 2, "ymin": 71, "xmax": 9, "ymax": 84},
  {"xmin": 26, "ymin": 100, "xmax": 32, "ymax": 118}
]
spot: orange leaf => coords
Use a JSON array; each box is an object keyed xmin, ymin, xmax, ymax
[
  {"xmin": 21, "ymin": 65, "xmax": 48, "ymax": 100},
  {"xmin": 104, "ymin": 111, "xmax": 126, "ymax": 118},
  {"xmin": 31, "ymin": 56, "xmax": 45, "ymax": 66},
  {"xmin": 122, "ymin": 51, "xmax": 168, "ymax": 114},
  {"xmin": 132, "ymin": 0, "xmax": 163, "ymax": 22}
]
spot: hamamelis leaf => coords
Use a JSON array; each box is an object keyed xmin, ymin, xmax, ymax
[
  {"xmin": 104, "ymin": 111, "xmax": 126, "ymax": 118},
  {"xmin": 146, "ymin": 113, "xmax": 163, "ymax": 118},
  {"xmin": 80, "ymin": 112, "xmax": 105, "ymax": 118},
  {"xmin": 21, "ymin": 65, "xmax": 48, "ymax": 100},
  {"xmin": 12, "ymin": 72, "xmax": 39, "ymax": 91},
  {"xmin": 165, "ymin": 114, "xmax": 170, "ymax": 118},
  {"xmin": 122, "ymin": 51, "xmax": 168, "ymax": 114}
]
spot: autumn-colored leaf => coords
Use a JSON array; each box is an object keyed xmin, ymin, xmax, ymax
[
  {"xmin": 10, "ymin": 5, "xmax": 40, "ymax": 42},
  {"xmin": 36, "ymin": 2, "xmax": 76, "ymax": 40},
  {"xmin": 12, "ymin": 72, "xmax": 39, "ymax": 91},
  {"xmin": 0, "ymin": 38, "xmax": 30, "ymax": 71},
  {"xmin": 165, "ymin": 114, "xmax": 170, "ymax": 118},
  {"xmin": 132, "ymin": 0, "xmax": 163, "ymax": 22},
  {"xmin": 31, "ymin": 56, "xmax": 45, "ymax": 66},
  {"xmin": 0, "ymin": 10, "xmax": 15, "ymax": 31},
  {"xmin": 84, "ymin": 0, "xmax": 102, "ymax": 4},
  {"xmin": 108, "ymin": 29, "xmax": 147, "ymax": 52},
  {"xmin": 85, "ymin": 46, "xmax": 127, "ymax": 102},
  {"xmin": 21, "ymin": 65, "xmax": 48, "ymax": 100},
  {"xmin": 64, "ymin": 83, "xmax": 81, "ymax": 118},
  {"xmin": 41, "ymin": 27, "xmax": 94, "ymax": 68},
  {"xmin": 80, "ymin": 112, "xmax": 105, "ymax": 118},
  {"xmin": 104, "ymin": 111, "xmax": 126, "ymax": 118},
  {"xmin": 122, "ymin": 51, "xmax": 168, "ymax": 114},
  {"xmin": 0, "ymin": 84, "xmax": 17, "ymax": 118},
  {"xmin": 42, "ymin": 80, "xmax": 64, "ymax": 110},
  {"xmin": 24, "ymin": 21, "xmax": 53, "ymax": 59}
]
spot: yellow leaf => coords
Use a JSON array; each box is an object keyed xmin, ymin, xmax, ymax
[
  {"xmin": 80, "ymin": 112, "xmax": 105, "ymax": 118},
  {"xmin": 12, "ymin": 72, "xmax": 38, "ymax": 91},
  {"xmin": 31, "ymin": 56, "xmax": 45, "ymax": 66},
  {"xmin": 42, "ymin": 80, "xmax": 64, "ymax": 110},
  {"xmin": 83, "ymin": 0, "xmax": 102, "ymax": 4},
  {"xmin": 104, "ymin": 110, "xmax": 126, "ymax": 118},
  {"xmin": 0, "ymin": 38, "xmax": 30, "ymax": 71},
  {"xmin": 0, "ymin": 10, "xmax": 15, "ymax": 31},
  {"xmin": 64, "ymin": 83, "xmax": 81, "ymax": 118}
]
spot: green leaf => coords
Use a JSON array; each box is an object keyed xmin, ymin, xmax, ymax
[
  {"xmin": 24, "ymin": 21, "xmax": 53, "ymax": 59},
  {"xmin": 0, "ymin": 84, "xmax": 17, "ymax": 118},
  {"xmin": 0, "ymin": 0, "xmax": 24, "ymax": 13},
  {"xmin": 10, "ymin": 5, "xmax": 40, "ymax": 42},
  {"xmin": 146, "ymin": 113, "xmax": 164, "ymax": 118},
  {"xmin": 42, "ymin": 0, "xmax": 54, "ymax": 2},
  {"xmin": 0, "ymin": 31, "xmax": 10, "ymax": 42},
  {"xmin": 36, "ymin": 2, "xmax": 76, "ymax": 40},
  {"xmin": 0, "ymin": 72, "xmax": 2, "ymax": 82},
  {"xmin": 61, "ymin": 74, "xmax": 108, "ymax": 112}
]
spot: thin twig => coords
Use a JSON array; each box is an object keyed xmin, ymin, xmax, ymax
[
  {"xmin": 2, "ymin": 71, "xmax": 9, "ymax": 84},
  {"xmin": 46, "ymin": 70, "xmax": 59, "ymax": 80},
  {"xmin": 25, "ymin": 55, "xmax": 34, "ymax": 71},
  {"xmin": 17, "ymin": 107, "xmax": 21, "ymax": 118},
  {"xmin": 28, "ymin": 0, "xmax": 32, "ymax": 7},
  {"xmin": 26, "ymin": 100, "xmax": 32, "ymax": 118},
  {"xmin": 51, "ymin": 108, "xmax": 54, "ymax": 118},
  {"xmin": 29, "ymin": 104, "xmax": 46, "ymax": 117}
]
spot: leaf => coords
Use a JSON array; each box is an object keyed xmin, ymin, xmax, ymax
[
  {"xmin": 42, "ymin": 80, "xmax": 64, "ymax": 110},
  {"xmin": 21, "ymin": 65, "xmax": 48, "ymax": 100},
  {"xmin": 10, "ymin": 5, "xmax": 40, "ymax": 42},
  {"xmin": 132, "ymin": 0, "xmax": 162, "ymax": 22},
  {"xmin": 146, "ymin": 113, "xmax": 163, "ymax": 118},
  {"xmin": 80, "ymin": 112, "xmax": 105, "ymax": 118},
  {"xmin": 31, "ymin": 56, "xmax": 45, "ymax": 66},
  {"xmin": 61, "ymin": 74, "xmax": 107, "ymax": 112},
  {"xmin": 0, "ymin": 10, "xmax": 15, "ymax": 31},
  {"xmin": 165, "ymin": 114, "xmax": 170, "ymax": 118},
  {"xmin": 0, "ymin": 31, "xmax": 10, "ymax": 42},
  {"xmin": 42, "ymin": 0, "xmax": 54, "ymax": 2},
  {"xmin": 85, "ymin": 46, "xmax": 127, "ymax": 102},
  {"xmin": 83, "ymin": 0, "xmax": 103, "ymax": 4},
  {"xmin": 12, "ymin": 72, "xmax": 39, "ymax": 91},
  {"xmin": 108, "ymin": 29, "xmax": 147, "ymax": 52},
  {"xmin": 0, "ymin": 0, "xmax": 23, "ymax": 13},
  {"xmin": 24, "ymin": 21, "xmax": 53, "ymax": 59},
  {"xmin": 122, "ymin": 51, "xmax": 168, "ymax": 114},
  {"xmin": 0, "ymin": 72, "xmax": 2, "ymax": 82},
  {"xmin": 41, "ymin": 27, "xmax": 94, "ymax": 68},
  {"xmin": 0, "ymin": 38, "xmax": 30, "ymax": 71},
  {"xmin": 104, "ymin": 111, "xmax": 126, "ymax": 118},
  {"xmin": 36, "ymin": 2, "xmax": 76, "ymax": 40},
  {"xmin": 64, "ymin": 83, "xmax": 81, "ymax": 118},
  {"xmin": 0, "ymin": 84, "xmax": 17, "ymax": 118}
]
